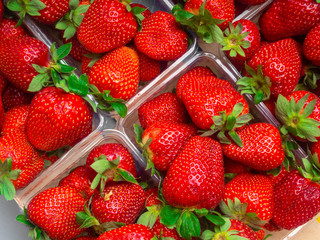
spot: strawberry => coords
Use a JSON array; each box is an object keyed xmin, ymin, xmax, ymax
[
  {"xmin": 88, "ymin": 46, "xmax": 139, "ymax": 101},
  {"xmin": 275, "ymin": 90, "xmax": 320, "ymax": 142},
  {"xmin": 236, "ymin": 0, "xmax": 267, "ymax": 5},
  {"xmin": 223, "ymin": 173, "xmax": 274, "ymax": 221},
  {"xmin": 0, "ymin": 36, "xmax": 50, "ymax": 92},
  {"xmin": 26, "ymin": 86, "xmax": 93, "ymax": 151},
  {"xmin": 221, "ymin": 122, "xmax": 285, "ymax": 171},
  {"xmin": 130, "ymin": 3, "xmax": 152, "ymax": 18},
  {"xmin": 0, "ymin": 73, "xmax": 8, "ymax": 94},
  {"xmin": 7, "ymin": 0, "xmax": 70, "ymax": 25},
  {"xmin": 1, "ymin": 105, "xmax": 29, "ymax": 135},
  {"xmin": 138, "ymin": 92, "xmax": 189, "ymax": 129},
  {"xmin": 134, "ymin": 11, "xmax": 188, "ymax": 61},
  {"xmin": 237, "ymin": 38, "xmax": 302, "ymax": 104},
  {"xmin": 77, "ymin": 0, "xmax": 138, "ymax": 53},
  {"xmin": 136, "ymin": 121, "xmax": 198, "ymax": 172},
  {"xmin": 224, "ymin": 157, "xmax": 251, "ymax": 178},
  {"xmin": 0, "ymin": 18, "xmax": 28, "ymax": 42},
  {"xmin": 0, "ymin": 94, "xmax": 4, "ymax": 130},
  {"xmin": 151, "ymin": 218, "xmax": 184, "ymax": 240},
  {"xmin": 259, "ymin": 0, "xmax": 320, "ymax": 42},
  {"xmin": 96, "ymin": 224, "xmax": 154, "ymax": 240},
  {"xmin": 0, "ymin": 1, "xmax": 3, "ymax": 21},
  {"xmin": 59, "ymin": 166, "xmax": 97, "ymax": 200},
  {"xmin": 303, "ymin": 22, "xmax": 320, "ymax": 66},
  {"xmin": 62, "ymin": 35, "xmax": 91, "ymax": 62},
  {"xmin": 24, "ymin": 186, "xmax": 86, "ymax": 240},
  {"xmin": 266, "ymin": 165, "xmax": 290, "ymax": 187},
  {"xmin": 2, "ymin": 84, "xmax": 33, "ymax": 111}
]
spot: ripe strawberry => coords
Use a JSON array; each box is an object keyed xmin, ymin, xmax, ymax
[
  {"xmin": 273, "ymin": 170, "xmax": 320, "ymax": 230},
  {"xmin": 59, "ymin": 166, "xmax": 97, "ymax": 200},
  {"xmin": 2, "ymin": 84, "xmax": 33, "ymax": 111},
  {"xmin": 88, "ymin": 46, "xmax": 139, "ymax": 101},
  {"xmin": 0, "ymin": 18, "xmax": 28, "ymax": 42},
  {"xmin": 134, "ymin": 11, "xmax": 188, "ymax": 61},
  {"xmin": 137, "ymin": 121, "xmax": 198, "ymax": 172},
  {"xmin": 145, "ymin": 187, "xmax": 162, "ymax": 207},
  {"xmin": 81, "ymin": 54, "xmax": 93, "ymax": 75},
  {"xmin": 303, "ymin": 22, "xmax": 320, "ymax": 66},
  {"xmin": 0, "ymin": 95, "xmax": 4, "ymax": 130},
  {"xmin": 237, "ymin": 38, "xmax": 302, "ymax": 103},
  {"xmin": 236, "ymin": 0, "xmax": 267, "ymax": 5},
  {"xmin": 222, "ymin": 122, "xmax": 285, "ymax": 171},
  {"xmin": 163, "ymin": 136, "xmax": 224, "ymax": 209},
  {"xmin": 26, "ymin": 87, "xmax": 93, "ymax": 151},
  {"xmin": 26, "ymin": 186, "xmax": 86, "ymax": 240},
  {"xmin": 96, "ymin": 224, "xmax": 154, "ymax": 240},
  {"xmin": 90, "ymin": 182, "xmax": 146, "ymax": 225},
  {"xmin": 224, "ymin": 157, "xmax": 251, "ymax": 177},
  {"xmin": 62, "ymin": 35, "xmax": 90, "ymax": 62},
  {"xmin": 0, "ymin": 73, "xmax": 8, "ymax": 94},
  {"xmin": 1, "ymin": 105, "xmax": 29, "ymax": 135},
  {"xmin": 39, "ymin": 151, "xmax": 60, "ymax": 165},
  {"xmin": 130, "ymin": 3, "xmax": 152, "ymax": 18},
  {"xmin": 138, "ymin": 92, "xmax": 189, "ymax": 129},
  {"xmin": 266, "ymin": 165, "xmax": 290, "ymax": 187},
  {"xmin": 78, "ymin": 0, "xmax": 138, "ymax": 53},
  {"xmin": 151, "ymin": 218, "xmax": 184, "ymax": 240},
  {"xmin": 259, "ymin": 0, "xmax": 320, "ymax": 41},
  {"xmin": 0, "ymin": 36, "xmax": 50, "ymax": 92}
]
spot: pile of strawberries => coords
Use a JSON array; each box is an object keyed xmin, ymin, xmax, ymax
[{"xmin": 1, "ymin": 0, "xmax": 320, "ymax": 239}]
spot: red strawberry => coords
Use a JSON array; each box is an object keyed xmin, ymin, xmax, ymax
[
  {"xmin": 39, "ymin": 152, "xmax": 60, "ymax": 165},
  {"xmin": 266, "ymin": 165, "xmax": 290, "ymax": 187},
  {"xmin": 238, "ymin": 38, "xmax": 302, "ymax": 103},
  {"xmin": 130, "ymin": 3, "xmax": 152, "ymax": 18},
  {"xmin": 224, "ymin": 157, "xmax": 251, "ymax": 176},
  {"xmin": 222, "ymin": 122, "xmax": 285, "ymax": 171},
  {"xmin": 138, "ymin": 121, "xmax": 198, "ymax": 172},
  {"xmin": 26, "ymin": 186, "xmax": 86, "ymax": 240},
  {"xmin": 259, "ymin": 0, "xmax": 320, "ymax": 42},
  {"xmin": 0, "ymin": 73, "xmax": 8, "ymax": 94},
  {"xmin": 96, "ymin": 224, "xmax": 154, "ymax": 240},
  {"xmin": 134, "ymin": 11, "xmax": 188, "ymax": 61},
  {"xmin": 236, "ymin": 0, "xmax": 267, "ymax": 5},
  {"xmin": 62, "ymin": 35, "xmax": 91, "ymax": 62},
  {"xmin": 90, "ymin": 182, "xmax": 146, "ymax": 225},
  {"xmin": 273, "ymin": 170, "xmax": 320, "ymax": 230},
  {"xmin": 0, "ymin": 18, "xmax": 28, "ymax": 42},
  {"xmin": 78, "ymin": 0, "xmax": 138, "ymax": 53},
  {"xmin": 145, "ymin": 187, "xmax": 162, "ymax": 207},
  {"xmin": 303, "ymin": 22, "xmax": 320, "ymax": 66},
  {"xmin": 1, "ymin": 105, "xmax": 29, "ymax": 135},
  {"xmin": 163, "ymin": 136, "xmax": 224, "ymax": 209},
  {"xmin": 26, "ymin": 87, "xmax": 93, "ymax": 151},
  {"xmin": 88, "ymin": 46, "xmax": 139, "ymax": 101},
  {"xmin": 81, "ymin": 54, "xmax": 92, "ymax": 75},
  {"xmin": 151, "ymin": 219, "xmax": 184, "ymax": 240},
  {"xmin": 2, "ymin": 84, "xmax": 33, "ymax": 111},
  {"xmin": 0, "ymin": 36, "xmax": 50, "ymax": 92},
  {"xmin": 138, "ymin": 92, "xmax": 189, "ymax": 129}
]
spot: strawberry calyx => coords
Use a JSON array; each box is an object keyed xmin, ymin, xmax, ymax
[
  {"xmin": 201, "ymin": 102, "xmax": 253, "ymax": 147},
  {"xmin": 0, "ymin": 157, "xmax": 21, "ymax": 201},
  {"xmin": 298, "ymin": 149, "xmax": 320, "ymax": 183},
  {"xmin": 219, "ymin": 198, "xmax": 266, "ymax": 231},
  {"xmin": 220, "ymin": 22, "xmax": 251, "ymax": 58},
  {"xmin": 16, "ymin": 207, "xmax": 50, "ymax": 240},
  {"xmin": 90, "ymin": 155, "xmax": 138, "ymax": 195},
  {"xmin": 237, "ymin": 64, "xmax": 272, "ymax": 104},
  {"xmin": 302, "ymin": 63, "xmax": 320, "ymax": 91},
  {"xmin": 6, "ymin": 0, "xmax": 46, "ymax": 27},
  {"xmin": 119, "ymin": 0, "xmax": 145, "ymax": 28},
  {"xmin": 275, "ymin": 93, "xmax": 320, "ymax": 142},
  {"xmin": 55, "ymin": 0, "xmax": 91, "ymax": 40},
  {"xmin": 172, "ymin": 1, "xmax": 224, "ymax": 44},
  {"xmin": 137, "ymin": 203, "xmax": 163, "ymax": 228},
  {"xmin": 201, "ymin": 217, "xmax": 249, "ymax": 240}
]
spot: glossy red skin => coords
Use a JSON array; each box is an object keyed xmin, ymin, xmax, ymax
[
  {"xmin": 224, "ymin": 157, "xmax": 251, "ymax": 175},
  {"xmin": 85, "ymin": 143, "xmax": 138, "ymax": 181},
  {"xmin": 181, "ymin": 80, "xmax": 248, "ymax": 130},
  {"xmin": 259, "ymin": 0, "xmax": 320, "ymax": 42},
  {"xmin": 88, "ymin": 46, "xmax": 139, "ymax": 100},
  {"xmin": 26, "ymin": 87, "xmax": 93, "ymax": 151},
  {"xmin": 142, "ymin": 122, "xmax": 198, "ymax": 171},
  {"xmin": 255, "ymin": 228, "xmax": 265, "ymax": 240},
  {"xmin": 130, "ymin": 3, "xmax": 152, "ymax": 18},
  {"xmin": 0, "ymin": 73, "xmax": 8, "ymax": 94},
  {"xmin": 138, "ymin": 92, "xmax": 189, "ymax": 129},
  {"xmin": 273, "ymin": 170, "xmax": 320, "ymax": 230},
  {"xmin": 63, "ymin": 35, "xmax": 90, "ymax": 62},
  {"xmin": 145, "ymin": 187, "xmax": 162, "ymax": 207},
  {"xmin": 32, "ymin": 0, "xmax": 70, "ymax": 24},
  {"xmin": 152, "ymin": 219, "xmax": 184, "ymax": 240},
  {"xmin": 163, "ymin": 136, "xmax": 224, "ymax": 209},
  {"xmin": 97, "ymin": 224, "xmax": 154, "ymax": 240},
  {"xmin": 91, "ymin": 182, "xmax": 146, "ymax": 225},
  {"xmin": 1, "ymin": 105, "xmax": 29, "ymax": 135},
  {"xmin": 134, "ymin": 11, "xmax": 188, "ymax": 61},
  {"xmin": 184, "ymin": 0, "xmax": 234, "ymax": 30},
  {"xmin": 226, "ymin": 19, "xmax": 261, "ymax": 61},
  {"xmin": 223, "ymin": 173, "xmax": 274, "ymax": 221},
  {"xmin": 222, "ymin": 123, "xmax": 284, "ymax": 171},
  {"xmin": 229, "ymin": 219, "xmax": 259, "ymax": 240},
  {"xmin": 266, "ymin": 165, "xmax": 290, "ymax": 187},
  {"xmin": 78, "ymin": 0, "xmax": 137, "ymax": 53},
  {"xmin": 27, "ymin": 186, "xmax": 86, "ymax": 240},
  {"xmin": 0, "ymin": 130, "xmax": 35, "ymax": 170},
  {"xmin": 303, "ymin": 22, "xmax": 320, "ymax": 66},
  {"xmin": 12, "ymin": 151, "xmax": 44, "ymax": 189},
  {"xmin": 2, "ymin": 84, "xmax": 33, "ymax": 111},
  {"xmin": 0, "ymin": 18, "xmax": 28, "ymax": 42},
  {"xmin": 236, "ymin": 0, "xmax": 267, "ymax": 5},
  {"xmin": 246, "ymin": 38, "xmax": 302, "ymax": 98},
  {"xmin": 59, "ymin": 166, "xmax": 97, "ymax": 200},
  {"xmin": 0, "ymin": 36, "xmax": 50, "ymax": 92},
  {"xmin": 176, "ymin": 66, "xmax": 216, "ymax": 100}
]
